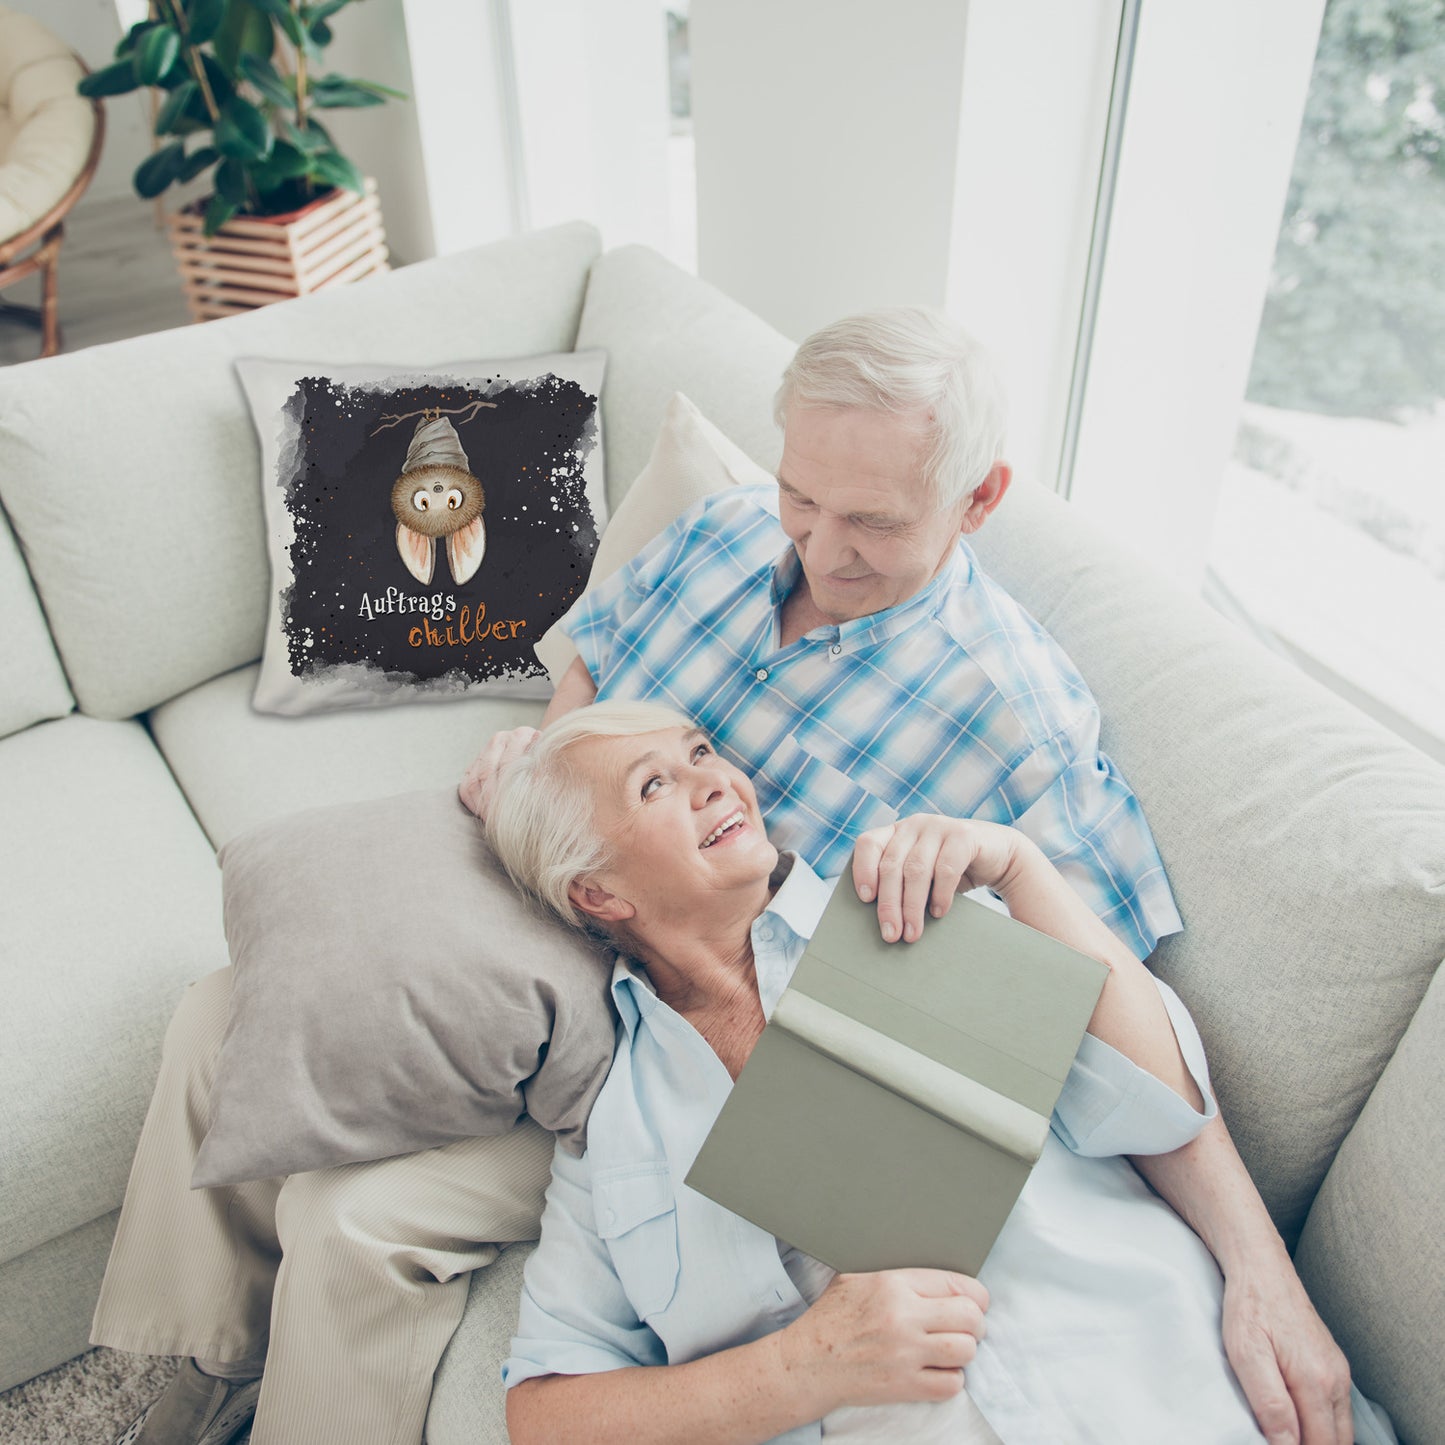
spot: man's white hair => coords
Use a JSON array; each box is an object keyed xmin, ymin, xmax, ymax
[
  {"xmin": 774, "ymin": 307, "xmax": 1008, "ymax": 511},
  {"xmin": 487, "ymin": 699, "xmax": 696, "ymax": 931}
]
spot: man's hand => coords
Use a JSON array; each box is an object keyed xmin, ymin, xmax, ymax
[
  {"xmin": 458, "ymin": 726, "xmax": 540, "ymax": 821},
  {"xmin": 1221, "ymin": 1262, "xmax": 1353, "ymax": 1445}
]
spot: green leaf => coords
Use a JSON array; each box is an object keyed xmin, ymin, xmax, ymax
[
  {"xmin": 247, "ymin": 0, "xmax": 306, "ymax": 45},
  {"xmin": 350, "ymin": 78, "xmax": 408, "ymax": 101},
  {"xmin": 214, "ymin": 0, "xmax": 274, "ymax": 75},
  {"xmin": 79, "ymin": 60, "xmax": 142, "ymax": 98},
  {"xmin": 203, "ymin": 193, "xmax": 239, "ymax": 235},
  {"xmin": 239, "ymin": 52, "xmax": 295, "ymax": 107},
  {"xmin": 308, "ymin": 18, "xmax": 332, "ymax": 47},
  {"xmin": 134, "ymin": 25, "xmax": 181, "ymax": 86},
  {"xmin": 178, "ymin": 145, "xmax": 220, "ymax": 182},
  {"xmin": 186, "ymin": 0, "xmax": 227, "ymax": 47},
  {"xmin": 309, "ymin": 75, "xmax": 384, "ymax": 108},
  {"xmin": 281, "ymin": 115, "xmax": 332, "ymax": 153},
  {"xmin": 215, "ymin": 156, "xmax": 249, "ymax": 204},
  {"xmin": 309, "ymin": 148, "xmax": 363, "ymax": 194},
  {"xmin": 264, "ymin": 139, "xmax": 312, "ymax": 178},
  {"xmin": 154, "ymin": 80, "xmax": 197, "ymax": 135},
  {"xmin": 215, "ymin": 95, "xmax": 274, "ymax": 160},
  {"xmin": 199, "ymin": 53, "xmax": 235, "ymax": 107},
  {"xmin": 133, "ymin": 142, "xmax": 185, "ymax": 199},
  {"xmin": 301, "ymin": 0, "xmax": 351, "ymax": 22},
  {"xmin": 115, "ymin": 20, "xmax": 156, "ymax": 59}
]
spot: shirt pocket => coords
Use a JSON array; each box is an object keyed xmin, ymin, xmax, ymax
[
  {"xmin": 593, "ymin": 1163, "xmax": 681, "ymax": 1321},
  {"xmin": 757, "ymin": 731, "xmax": 898, "ymax": 869}
]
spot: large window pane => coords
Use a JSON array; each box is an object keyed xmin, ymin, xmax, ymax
[{"xmin": 1208, "ymin": 0, "xmax": 1445, "ymax": 757}]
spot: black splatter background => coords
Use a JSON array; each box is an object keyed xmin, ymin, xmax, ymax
[{"xmin": 279, "ymin": 373, "xmax": 600, "ymax": 683}]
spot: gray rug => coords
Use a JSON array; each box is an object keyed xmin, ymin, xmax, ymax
[{"xmin": 0, "ymin": 1350, "xmax": 203, "ymax": 1445}]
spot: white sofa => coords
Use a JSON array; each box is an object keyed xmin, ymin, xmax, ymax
[{"xmin": 1, "ymin": 222, "xmax": 1441, "ymax": 1444}]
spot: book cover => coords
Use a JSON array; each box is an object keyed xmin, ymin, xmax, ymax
[{"xmin": 684, "ymin": 885, "xmax": 1109, "ymax": 1275}]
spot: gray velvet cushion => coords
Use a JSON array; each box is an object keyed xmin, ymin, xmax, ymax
[{"xmin": 193, "ymin": 789, "xmax": 618, "ymax": 1187}]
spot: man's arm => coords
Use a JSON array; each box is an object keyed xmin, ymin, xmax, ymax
[
  {"xmin": 1131, "ymin": 1120, "xmax": 1353, "ymax": 1445},
  {"xmin": 459, "ymin": 657, "xmax": 597, "ymax": 819}
]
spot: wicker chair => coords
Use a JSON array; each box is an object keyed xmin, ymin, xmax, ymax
[{"xmin": 0, "ymin": 7, "xmax": 104, "ymax": 359}]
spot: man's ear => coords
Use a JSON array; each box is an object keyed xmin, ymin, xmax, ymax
[
  {"xmin": 567, "ymin": 879, "xmax": 635, "ymax": 924},
  {"xmin": 958, "ymin": 462, "xmax": 1012, "ymax": 536}
]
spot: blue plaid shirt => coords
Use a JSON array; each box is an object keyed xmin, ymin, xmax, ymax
[{"xmin": 561, "ymin": 485, "xmax": 1180, "ymax": 959}]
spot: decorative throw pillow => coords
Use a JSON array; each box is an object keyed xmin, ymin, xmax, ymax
[
  {"xmin": 535, "ymin": 391, "xmax": 774, "ymax": 684},
  {"xmin": 193, "ymin": 788, "xmax": 619, "ymax": 1188},
  {"xmin": 236, "ymin": 352, "xmax": 607, "ymax": 716}
]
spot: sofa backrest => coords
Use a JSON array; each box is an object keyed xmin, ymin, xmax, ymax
[
  {"xmin": 0, "ymin": 501, "xmax": 72, "ymax": 737},
  {"xmin": 0, "ymin": 221, "xmax": 602, "ymax": 721}
]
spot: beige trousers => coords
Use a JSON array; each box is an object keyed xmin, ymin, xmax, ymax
[{"xmin": 91, "ymin": 968, "xmax": 555, "ymax": 1445}]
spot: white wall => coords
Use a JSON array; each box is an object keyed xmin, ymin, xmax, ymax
[{"xmin": 690, "ymin": 0, "xmax": 972, "ymax": 342}]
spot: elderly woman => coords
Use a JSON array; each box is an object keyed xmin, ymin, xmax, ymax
[{"xmin": 485, "ymin": 700, "xmax": 1286, "ymax": 1445}]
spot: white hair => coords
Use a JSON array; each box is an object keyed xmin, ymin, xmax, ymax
[
  {"xmin": 486, "ymin": 700, "xmax": 696, "ymax": 931},
  {"xmin": 774, "ymin": 308, "xmax": 1008, "ymax": 510}
]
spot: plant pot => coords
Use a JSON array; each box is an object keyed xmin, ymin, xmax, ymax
[{"xmin": 164, "ymin": 179, "xmax": 389, "ymax": 322}]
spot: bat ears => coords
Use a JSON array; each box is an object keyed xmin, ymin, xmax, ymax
[
  {"xmin": 396, "ymin": 523, "xmax": 435, "ymax": 585},
  {"xmin": 447, "ymin": 517, "xmax": 486, "ymax": 584}
]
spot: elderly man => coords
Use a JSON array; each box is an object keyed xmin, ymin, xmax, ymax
[
  {"xmin": 95, "ymin": 310, "xmax": 1351, "ymax": 1445},
  {"xmin": 464, "ymin": 309, "xmax": 1353, "ymax": 1445}
]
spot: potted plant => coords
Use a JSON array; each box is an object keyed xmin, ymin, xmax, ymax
[{"xmin": 79, "ymin": 0, "xmax": 404, "ymax": 319}]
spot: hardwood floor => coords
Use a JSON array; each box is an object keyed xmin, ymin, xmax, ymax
[{"xmin": 0, "ymin": 194, "xmax": 192, "ymax": 366}]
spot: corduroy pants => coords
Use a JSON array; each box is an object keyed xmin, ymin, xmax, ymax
[{"xmin": 90, "ymin": 969, "xmax": 554, "ymax": 1445}]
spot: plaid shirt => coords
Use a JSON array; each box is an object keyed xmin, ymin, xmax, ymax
[{"xmin": 561, "ymin": 485, "xmax": 1181, "ymax": 959}]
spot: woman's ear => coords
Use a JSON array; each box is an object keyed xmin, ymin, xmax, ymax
[{"xmin": 567, "ymin": 879, "xmax": 636, "ymax": 924}]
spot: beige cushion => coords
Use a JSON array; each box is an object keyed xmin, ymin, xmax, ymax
[
  {"xmin": 1295, "ymin": 960, "xmax": 1445, "ymax": 1445},
  {"xmin": 0, "ymin": 221, "xmax": 602, "ymax": 720},
  {"xmin": 0, "ymin": 714, "xmax": 226, "ymax": 1267},
  {"xmin": 535, "ymin": 392, "xmax": 770, "ymax": 683},
  {"xmin": 234, "ymin": 352, "xmax": 607, "ymax": 717},
  {"xmin": 0, "ymin": 10, "xmax": 91, "ymax": 240},
  {"xmin": 968, "ymin": 478, "xmax": 1445, "ymax": 1245},
  {"xmin": 195, "ymin": 790, "xmax": 616, "ymax": 1187},
  {"xmin": 148, "ymin": 662, "xmax": 544, "ymax": 850},
  {"xmin": 0, "ymin": 504, "xmax": 72, "ymax": 739},
  {"xmin": 575, "ymin": 244, "xmax": 794, "ymax": 507}
]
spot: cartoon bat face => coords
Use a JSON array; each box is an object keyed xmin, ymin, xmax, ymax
[{"xmin": 391, "ymin": 463, "xmax": 487, "ymax": 585}]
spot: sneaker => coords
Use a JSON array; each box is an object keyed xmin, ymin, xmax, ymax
[{"xmin": 112, "ymin": 1359, "xmax": 262, "ymax": 1445}]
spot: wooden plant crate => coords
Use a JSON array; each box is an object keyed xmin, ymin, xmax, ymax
[{"xmin": 165, "ymin": 178, "xmax": 389, "ymax": 322}]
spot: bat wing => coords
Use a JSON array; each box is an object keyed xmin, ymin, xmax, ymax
[
  {"xmin": 447, "ymin": 517, "xmax": 486, "ymax": 584},
  {"xmin": 396, "ymin": 524, "xmax": 435, "ymax": 585}
]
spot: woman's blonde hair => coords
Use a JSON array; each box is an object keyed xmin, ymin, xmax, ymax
[{"xmin": 486, "ymin": 699, "xmax": 696, "ymax": 929}]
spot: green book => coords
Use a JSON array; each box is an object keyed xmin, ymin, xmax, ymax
[{"xmin": 684, "ymin": 885, "xmax": 1109, "ymax": 1276}]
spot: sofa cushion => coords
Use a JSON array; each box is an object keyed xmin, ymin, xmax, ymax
[
  {"xmin": 0, "ymin": 503, "xmax": 71, "ymax": 739},
  {"xmin": 0, "ymin": 221, "xmax": 601, "ymax": 721},
  {"xmin": 576, "ymin": 244, "xmax": 795, "ymax": 505},
  {"xmin": 235, "ymin": 352, "xmax": 606, "ymax": 717},
  {"xmin": 1295, "ymin": 958, "xmax": 1445, "ymax": 1445},
  {"xmin": 0, "ymin": 715, "xmax": 226, "ymax": 1267},
  {"xmin": 967, "ymin": 479, "xmax": 1445, "ymax": 1244},
  {"xmin": 148, "ymin": 662, "xmax": 545, "ymax": 849}
]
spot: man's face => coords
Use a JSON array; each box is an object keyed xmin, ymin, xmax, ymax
[{"xmin": 776, "ymin": 405, "xmax": 971, "ymax": 623}]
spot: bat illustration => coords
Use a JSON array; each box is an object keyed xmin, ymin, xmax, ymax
[{"xmin": 390, "ymin": 412, "xmax": 487, "ymax": 585}]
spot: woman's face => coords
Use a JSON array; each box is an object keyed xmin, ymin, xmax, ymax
[{"xmin": 566, "ymin": 726, "xmax": 778, "ymax": 925}]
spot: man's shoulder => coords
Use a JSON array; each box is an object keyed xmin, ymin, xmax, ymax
[{"xmin": 930, "ymin": 546, "xmax": 1097, "ymax": 734}]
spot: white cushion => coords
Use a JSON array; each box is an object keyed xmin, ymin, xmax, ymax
[
  {"xmin": 0, "ymin": 714, "xmax": 226, "ymax": 1266},
  {"xmin": 0, "ymin": 222, "xmax": 602, "ymax": 720},
  {"xmin": 148, "ymin": 662, "xmax": 546, "ymax": 849},
  {"xmin": 535, "ymin": 392, "xmax": 771, "ymax": 683},
  {"xmin": 0, "ymin": 504, "xmax": 71, "ymax": 738}
]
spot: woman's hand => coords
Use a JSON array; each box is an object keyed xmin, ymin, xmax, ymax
[
  {"xmin": 779, "ymin": 1269, "xmax": 989, "ymax": 1412},
  {"xmin": 852, "ymin": 815, "xmax": 1029, "ymax": 943},
  {"xmin": 458, "ymin": 726, "xmax": 540, "ymax": 821}
]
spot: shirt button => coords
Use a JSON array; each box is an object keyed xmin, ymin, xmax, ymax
[
  {"xmin": 830, "ymin": 644, "xmax": 842, "ymax": 655},
  {"xmin": 755, "ymin": 668, "xmax": 769, "ymax": 681},
  {"xmin": 756, "ymin": 924, "xmax": 773, "ymax": 943}
]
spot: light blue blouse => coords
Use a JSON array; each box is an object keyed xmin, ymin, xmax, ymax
[{"xmin": 504, "ymin": 857, "xmax": 1272, "ymax": 1443}]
